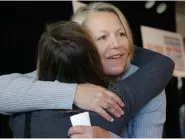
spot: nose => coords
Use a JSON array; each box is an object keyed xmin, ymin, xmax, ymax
[{"xmin": 110, "ymin": 36, "xmax": 120, "ymax": 49}]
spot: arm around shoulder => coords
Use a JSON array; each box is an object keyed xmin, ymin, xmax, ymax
[
  {"xmin": 0, "ymin": 71, "xmax": 77, "ymax": 115},
  {"xmin": 127, "ymin": 47, "xmax": 174, "ymax": 115}
]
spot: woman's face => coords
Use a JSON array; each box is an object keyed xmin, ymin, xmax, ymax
[{"xmin": 85, "ymin": 11, "xmax": 130, "ymax": 76}]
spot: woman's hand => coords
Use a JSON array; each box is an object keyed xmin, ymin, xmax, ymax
[
  {"xmin": 74, "ymin": 83, "xmax": 124, "ymax": 122},
  {"xmin": 68, "ymin": 126, "xmax": 111, "ymax": 138}
]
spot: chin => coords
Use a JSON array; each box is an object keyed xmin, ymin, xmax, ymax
[{"xmin": 105, "ymin": 66, "xmax": 124, "ymax": 76}]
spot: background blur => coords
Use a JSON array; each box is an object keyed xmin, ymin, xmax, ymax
[{"xmin": 0, "ymin": 1, "xmax": 184, "ymax": 137}]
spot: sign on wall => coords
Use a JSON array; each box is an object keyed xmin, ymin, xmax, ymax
[{"xmin": 141, "ymin": 25, "xmax": 185, "ymax": 77}]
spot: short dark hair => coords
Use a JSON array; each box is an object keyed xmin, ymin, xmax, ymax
[{"xmin": 37, "ymin": 21, "xmax": 107, "ymax": 86}]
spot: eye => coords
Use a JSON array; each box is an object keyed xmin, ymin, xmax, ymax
[
  {"xmin": 117, "ymin": 32, "xmax": 126, "ymax": 37},
  {"xmin": 97, "ymin": 35, "xmax": 107, "ymax": 41}
]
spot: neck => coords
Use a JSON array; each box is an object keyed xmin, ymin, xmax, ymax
[{"xmin": 104, "ymin": 64, "xmax": 131, "ymax": 83}]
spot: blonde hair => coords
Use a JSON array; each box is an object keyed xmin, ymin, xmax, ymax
[{"xmin": 71, "ymin": 2, "xmax": 134, "ymax": 61}]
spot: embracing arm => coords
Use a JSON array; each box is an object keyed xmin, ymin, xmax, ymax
[
  {"xmin": 105, "ymin": 47, "xmax": 173, "ymax": 137},
  {"xmin": 68, "ymin": 90, "xmax": 167, "ymax": 138},
  {"xmin": 129, "ymin": 46, "xmax": 173, "ymax": 113},
  {"xmin": 108, "ymin": 46, "xmax": 173, "ymax": 121},
  {"xmin": 67, "ymin": 47, "xmax": 173, "ymax": 138},
  {"xmin": 0, "ymin": 46, "xmax": 174, "ymax": 118},
  {"xmin": 0, "ymin": 71, "xmax": 76, "ymax": 115}
]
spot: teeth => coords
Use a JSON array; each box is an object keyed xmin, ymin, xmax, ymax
[{"xmin": 110, "ymin": 55, "xmax": 121, "ymax": 59}]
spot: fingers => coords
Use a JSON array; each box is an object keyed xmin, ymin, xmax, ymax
[
  {"xmin": 106, "ymin": 90, "xmax": 124, "ymax": 107},
  {"xmin": 68, "ymin": 126, "xmax": 86, "ymax": 136},
  {"xmin": 102, "ymin": 90, "xmax": 124, "ymax": 117},
  {"xmin": 104, "ymin": 98, "xmax": 124, "ymax": 117},
  {"xmin": 68, "ymin": 126, "xmax": 89, "ymax": 138},
  {"xmin": 95, "ymin": 107, "xmax": 114, "ymax": 122},
  {"xmin": 70, "ymin": 134, "xmax": 86, "ymax": 138},
  {"xmin": 69, "ymin": 126, "xmax": 110, "ymax": 138},
  {"xmin": 103, "ymin": 102, "xmax": 119, "ymax": 117}
]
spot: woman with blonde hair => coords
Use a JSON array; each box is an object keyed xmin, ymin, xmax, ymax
[
  {"xmin": 68, "ymin": 2, "xmax": 168, "ymax": 138},
  {"xmin": 0, "ymin": 2, "xmax": 173, "ymax": 138}
]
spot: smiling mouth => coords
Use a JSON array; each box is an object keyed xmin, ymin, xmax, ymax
[{"xmin": 108, "ymin": 54, "xmax": 123, "ymax": 59}]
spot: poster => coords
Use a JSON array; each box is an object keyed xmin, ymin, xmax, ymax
[{"xmin": 141, "ymin": 25, "xmax": 185, "ymax": 77}]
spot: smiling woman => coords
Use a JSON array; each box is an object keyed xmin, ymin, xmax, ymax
[
  {"xmin": 85, "ymin": 11, "xmax": 133, "ymax": 76},
  {"xmin": 70, "ymin": 2, "xmax": 169, "ymax": 138}
]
